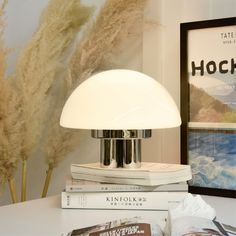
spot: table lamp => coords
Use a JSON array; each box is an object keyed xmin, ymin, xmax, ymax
[{"xmin": 60, "ymin": 69, "xmax": 181, "ymax": 168}]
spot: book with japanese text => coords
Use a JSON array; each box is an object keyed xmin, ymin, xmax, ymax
[
  {"xmin": 61, "ymin": 191, "xmax": 188, "ymax": 210},
  {"xmin": 66, "ymin": 177, "xmax": 188, "ymax": 193}
]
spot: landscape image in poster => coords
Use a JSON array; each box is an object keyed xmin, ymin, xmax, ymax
[
  {"xmin": 189, "ymin": 73, "xmax": 236, "ymax": 123},
  {"xmin": 188, "ymin": 130, "xmax": 236, "ymax": 190}
]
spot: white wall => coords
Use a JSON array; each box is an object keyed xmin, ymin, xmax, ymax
[{"xmin": 1, "ymin": 0, "xmax": 236, "ymax": 206}]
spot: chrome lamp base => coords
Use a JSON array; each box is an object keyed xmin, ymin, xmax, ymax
[{"xmin": 91, "ymin": 130, "xmax": 151, "ymax": 168}]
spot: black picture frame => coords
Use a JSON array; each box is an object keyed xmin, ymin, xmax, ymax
[{"xmin": 180, "ymin": 17, "xmax": 236, "ymax": 198}]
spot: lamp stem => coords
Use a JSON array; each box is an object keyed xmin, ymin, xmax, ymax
[
  {"xmin": 92, "ymin": 130, "xmax": 151, "ymax": 168},
  {"xmin": 100, "ymin": 139, "xmax": 141, "ymax": 168}
]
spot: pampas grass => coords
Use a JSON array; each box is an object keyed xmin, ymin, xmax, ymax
[
  {"xmin": 0, "ymin": 0, "xmax": 147, "ymax": 201},
  {"xmin": 15, "ymin": 0, "xmax": 92, "ymax": 201},
  {"xmin": 16, "ymin": 0, "xmax": 92, "ymax": 159},
  {"xmin": 69, "ymin": 0, "xmax": 147, "ymax": 86},
  {"xmin": 0, "ymin": 0, "xmax": 22, "ymax": 203},
  {"xmin": 0, "ymin": 79, "xmax": 22, "ymax": 203},
  {"xmin": 41, "ymin": 0, "xmax": 147, "ymax": 197},
  {"xmin": 42, "ymin": 118, "xmax": 80, "ymax": 197},
  {"xmin": 0, "ymin": 0, "xmax": 7, "ymax": 78}
]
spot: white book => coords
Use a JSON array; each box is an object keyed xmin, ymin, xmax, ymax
[
  {"xmin": 66, "ymin": 177, "xmax": 188, "ymax": 192},
  {"xmin": 70, "ymin": 162, "xmax": 192, "ymax": 186},
  {"xmin": 61, "ymin": 191, "xmax": 188, "ymax": 210}
]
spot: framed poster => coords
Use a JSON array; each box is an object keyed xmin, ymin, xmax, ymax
[{"xmin": 180, "ymin": 17, "xmax": 236, "ymax": 198}]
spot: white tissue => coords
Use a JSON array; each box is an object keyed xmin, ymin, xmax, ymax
[
  {"xmin": 169, "ymin": 193, "xmax": 216, "ymax": 221},
  {"xmin": 165, "ymin": 193, "xmax": 216, "ymax": 236}
]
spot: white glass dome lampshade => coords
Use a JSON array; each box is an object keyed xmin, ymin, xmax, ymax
[{"xmin": 60, "ymin": 69, "xmax": 181, "ymax": 168}]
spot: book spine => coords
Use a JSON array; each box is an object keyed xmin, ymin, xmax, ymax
[
  {"xmin": 66, "ymin": 183, "xmax": 188, "ymax": 193},
  {"xmin": 61, "ymin": 191, "xmax": 187, "ymax": 210},
  {"xmin": 66, "ymin": 184, "xmax": 145, "ymax": 192}
]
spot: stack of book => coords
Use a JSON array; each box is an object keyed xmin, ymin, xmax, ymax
[{"xmin": 61, "ymin": 162, "xmax": 192, "ymax": 210}]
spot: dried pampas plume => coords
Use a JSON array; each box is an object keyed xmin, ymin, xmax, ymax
[
  {"xmin": 0, "ymin": 79, "xmax": 22, "ymax": 203},
  {"xmin": 0, "ymin": 0, "xmax": 22, "ymax": 203},
  {"xmin": 15, "ymin": 0, "xmax": 93, "ymax": 201},
  {"xmin": 41, "ymin": 0, "xmax": 147, "ymax": 197},
  {"xmin": 69, "ymin": 0, "xmax": 147, "ymax": 86},
  {"xmin": 16, "ymin": 0, "xmax": 92, "ymax": 160}
]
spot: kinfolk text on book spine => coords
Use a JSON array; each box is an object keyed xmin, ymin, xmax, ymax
[{"xmin": 61, "ymin": 191, "xmax": 187, "ymax": 210}]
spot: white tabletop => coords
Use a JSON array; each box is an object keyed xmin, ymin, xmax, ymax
[{"xmin": 0, "ymin": 194, "xmax": 235, "ymax": 236}]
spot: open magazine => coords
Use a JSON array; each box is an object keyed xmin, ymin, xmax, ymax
[
  {"xmin": 66, "ymin": 216, "xmax": 236, "ymax": 236},
  {"xmin": 66, "ymin": 217, "xmax": 162, "ymax": 236},
  {"xmin": 67, "ymin": 217, "xmax": 163, "ymax": 236}
]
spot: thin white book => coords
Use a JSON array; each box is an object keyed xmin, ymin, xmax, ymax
[
  {"xmin": 61, "ymin": 191, "xmax": 188, "ymax": 210},
  {"xmin": 70, "ymin": 162, "xmax": 192, "ymax": 186},
  {"xmin": 66, "ymin": 177, "xmax": 188, "ymax": 192}
]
